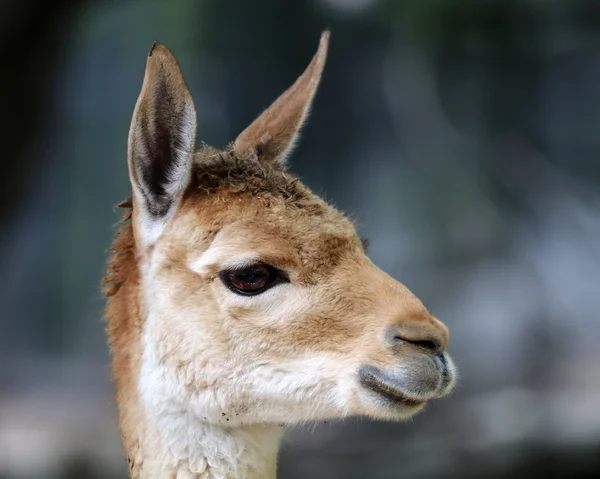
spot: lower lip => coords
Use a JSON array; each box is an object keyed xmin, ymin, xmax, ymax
[{"xmin": 359, "ymin": 374, "xmax": 426, "ymax": 408}]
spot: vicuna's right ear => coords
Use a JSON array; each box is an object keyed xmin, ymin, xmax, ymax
[{"xmin": 128, "ymin": 43, "xmax": 196, "ymax": 227}]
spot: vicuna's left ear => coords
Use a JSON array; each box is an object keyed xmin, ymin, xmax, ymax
[
  {"xmin": 128, "ymin": 42, "xmax": 196, "ymax": 221},
  {"xmin": 234, "ymin": 31, "xmax": 330, "ymax": 167}
]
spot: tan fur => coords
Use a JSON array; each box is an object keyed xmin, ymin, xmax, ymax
[
  {"xmin": 234, "ymin": 32, "xmax": 329, "ymax": 164},
  {"xmin": 104, "ymin": 32, "xmax": 456, "ymax": 479}
]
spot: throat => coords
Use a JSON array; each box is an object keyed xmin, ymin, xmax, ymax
[{"xmin": 134, "ymin": 419, "xmax": 284, "ymax": 478}]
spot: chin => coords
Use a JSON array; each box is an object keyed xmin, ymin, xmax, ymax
[{"xmin": 357, "ymin": 389, "xmax": 428, "ymax": 421}]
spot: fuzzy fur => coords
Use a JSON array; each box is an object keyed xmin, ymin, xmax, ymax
[{"xmin": 104, "ymin": 33, "xmax": 456, "ymax": 479}]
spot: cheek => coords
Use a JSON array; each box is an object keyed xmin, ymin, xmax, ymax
[
  {"xmin": 219, "ymin": 284, "xmax": 367, "ymax": 356},
  {"xmin": 287, "ymin": 313, "xmax": 364, "ymax": 353},
  {"xmin": 146, "ymin": 270, "xmax": 228, "ymax": 352},
  {"xmin": 216, "ymin": 285, "xmax": 333, "ymax": 355},
  {"xmin": 217, "ymin": 283, "xmax": 314, "ymax": 328}
]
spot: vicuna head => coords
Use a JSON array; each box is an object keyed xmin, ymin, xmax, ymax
[{"xmin": 105, "ymin": 32, "xmax": 456, "ymax": 478}]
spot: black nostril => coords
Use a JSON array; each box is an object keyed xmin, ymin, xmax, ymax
[
  {"xmin": 412, "ymin": 340, "xmax": 439, "ymax": 351},
  {"xmin": 394, "ymin": 336, "xmax": 440, "ymax": 353}
]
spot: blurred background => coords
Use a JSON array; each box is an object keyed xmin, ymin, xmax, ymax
[{"xmin": 2, "ymin": 0, "xmax": 600, "ymax": 477}]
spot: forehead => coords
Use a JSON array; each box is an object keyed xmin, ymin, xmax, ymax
[{"xmin": 174, "ymin": 176, "xmax": 361, "ymax": 281}]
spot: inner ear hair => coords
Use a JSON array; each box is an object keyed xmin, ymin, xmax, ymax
[{"xmin": 127, "ymin": 42, "xmax": 197, "ymax": 220}]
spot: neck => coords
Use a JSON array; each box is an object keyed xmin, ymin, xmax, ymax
[
  {"xmin": 186, "ymin": 423, "xmax": 284, "ymax": 479},
  {"xmin": 128, "ymin": 416, "xmax": 284, "ymax": 478},
  {"xmin": 124, "ymin": 342, "xmax": 284, "ymax": 478}
]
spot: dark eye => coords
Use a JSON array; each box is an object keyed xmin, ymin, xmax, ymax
[{"xmin": 220, "ymin": 264, "xmax": 288, "ymax": 296}]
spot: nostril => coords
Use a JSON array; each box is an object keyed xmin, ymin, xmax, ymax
[
  {"xmin": 393, "ymin": 336, "xmax": 440, "ymax": 353},
  {"xmin": 412, "ymin": 339, "xmax": 439, "ymax": 352}
]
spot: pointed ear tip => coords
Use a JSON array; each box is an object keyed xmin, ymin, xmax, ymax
[
  {"xmin": 319, "ymin": 30, "xmax": 331, "ymax": 51},
  {"xmin": 146, "ymin": 42, "xmax": 177, "ymax": 67},
  {"xmin": 148, "ymin": 41, "xmax": 170, "ymax": 57},
  {"xmin": 148, "ymin": 41, "xmax": 160, "ymax": 57}
]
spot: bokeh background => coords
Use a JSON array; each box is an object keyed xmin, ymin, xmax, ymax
[{"xmin": 2, "ymin": 0, "xmax": 600, "ymax": 478}]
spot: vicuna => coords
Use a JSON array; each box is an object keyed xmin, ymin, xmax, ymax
[{"xmin": 104, "ymin": 31, "xmax": 456, "ymax": 479}]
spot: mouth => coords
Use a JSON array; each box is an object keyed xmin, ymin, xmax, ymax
[{"xmin": 358, "ymin": 367, "xmax": 426, "ymax": 408}]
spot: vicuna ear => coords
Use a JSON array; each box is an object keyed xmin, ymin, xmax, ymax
[
  {"xmin": 234, "ymin": 31, "xmax": 330, "ymax": 167},
  {"xmin": 128, "ymin": 42, "xmax": 196, "ymax": 224}
]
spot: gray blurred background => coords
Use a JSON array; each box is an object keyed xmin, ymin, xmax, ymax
[{"xmin": 1, "ymin": 0, "xmax": 600, "ymax": 478}]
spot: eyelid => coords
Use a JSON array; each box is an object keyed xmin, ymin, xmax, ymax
[
  {"xmin": 229, "ymin": 263, "xmax": 290, "ymax": 283},
  {"xmin": 219, "ymin": 257, "xmax": 292, "ymax": 278},
  {"xmin": 218, "ymin": 257, "xmax": 263, "ymax": 271}
]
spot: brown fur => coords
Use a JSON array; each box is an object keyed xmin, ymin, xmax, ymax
[
  {"xmin": 104, "ymin": 32, "xmax": 454, "ymax": 478},
  {"xmin": 235, "ymin": 31, "xmax": 330, "ymax": 163},
  {"xmin": 103, "ymin": 211, "xmax": 143, "ymax": 476}
]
